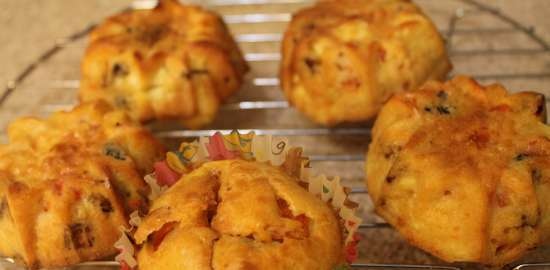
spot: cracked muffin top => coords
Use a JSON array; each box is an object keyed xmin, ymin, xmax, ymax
[
  {"xmin": 366, "ymin": 76, "xmax": 550, "ymax": 265},
  {"xmin": 79, "ymin": 0, "xmax": 248, "ymax": 128},
  {"xmin": 280, "ymin": 0, "xmax": 451, "ymax": 125},
  {"xmin": 0, "ymin": 101, "xmax": 165, "ymax": 268},
  {"xmin": 134, "ymin": 159, "xmax": 343, "ymax": 270}
]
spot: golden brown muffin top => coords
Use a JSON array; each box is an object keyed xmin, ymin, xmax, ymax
[
  {"xmin": 134, "ymin": 159, "xmax": 343, "ymax": 270},
  {"xmin": 281, "ymin": 0, "xmax": 451, "ymax": 125},
  {"xmin": 87, "ymin": 0, "xmax": 246, "ymax": 78},
  {"xmin": 0, "ymin": 101, "xmax": 165, "ymax": 267},
  {"xmin": 0, "ymin": 101, "xmax": 165, "ymax": 213},
  {"xmin": 79, "ymin": 0, "xmax": 248, "ymax": 128},
  {"xmin": 367, "ymin": 76, "xmax": 550, "ymax": 265}
]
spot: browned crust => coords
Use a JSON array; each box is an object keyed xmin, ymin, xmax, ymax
[
  {"xmin": 366, "ymin": 75, "xmax": 550, "ymax": 265},
  {"xmin": 0, "ymin": 101, "xmax": 165, "ymax": 268},
  {"xmin": 135, "ymin": 160, "xmax": 343, "ymax": 270},
  {"xmin": 79, "ymin": 0, "xmax": 248, "ymax": 129},
  {"xmin": 280, "ymin": 0, "xmax": 451, "ymax": 125}
]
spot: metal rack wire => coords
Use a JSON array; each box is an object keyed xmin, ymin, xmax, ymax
[{"xmin": 1, "ymin": 0, "xmax": 550, "ymax": 269}]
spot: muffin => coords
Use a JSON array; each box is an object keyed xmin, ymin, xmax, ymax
[
  {"xmin": 281, "ymin": 0, "xmax": 451, "ymax": 125},
  {"xmin": 119, "ymin": 131, "xmax": 362, "ymax": 270},
  {"xmin": 79, "ymin": 0, "xmax": 248, "ymax": 129},
  {"xmin": 366, "ymin": 76, "xmax": 550, "ymax": 265},
  {"xmin": 0, "ymin": 101, "xmax": 165, "ymax": 268},
  {"xmin": 134, "ymin": 159, "xmax": 342, "ymax": 270}
]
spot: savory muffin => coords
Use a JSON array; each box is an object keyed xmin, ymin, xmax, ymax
[
  {"xmin": 134, "ymin": 159, "xmax": 344, "ymax": 270},
  {"xmin": 0, "ymin": 101, "xmax": 165, "ymax": 268},
  {"xmin": 281, "ymin": 0, "xmax": 451, "ymax": 125},
  {"xmin": 79, "ymin": 0, "xmax": 248, "ymax": 128},
  {"xmin": 366, "ymin": 76, "xmax": 550, "ymax": 265}
]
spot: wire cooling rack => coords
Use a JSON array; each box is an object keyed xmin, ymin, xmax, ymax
[{"xmin": 1, "ymin": 0, "xmax": 550, "ymax": 269}]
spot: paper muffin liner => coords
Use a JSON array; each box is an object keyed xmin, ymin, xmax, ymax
[{"xmin": 116, "ymin": 130, "xmax": 362, "ymax": 268}]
